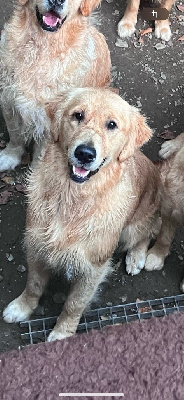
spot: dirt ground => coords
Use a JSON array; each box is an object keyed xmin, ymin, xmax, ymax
[{"xmin": 0, "ymin": 0, "xmax": 184, "ymax": 354}]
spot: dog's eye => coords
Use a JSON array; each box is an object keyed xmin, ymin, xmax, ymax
[
  {"xmin": 107, "ymin": 120, "xmax": 117, "ymax": 130},
  {"xmin": 72, "ymin": 111, "xmax": 84, "ymax": 123}
]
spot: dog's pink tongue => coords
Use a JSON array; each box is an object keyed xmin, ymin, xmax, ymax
[
  {"xmin": 75, "ymin": 166, "xmax": 88, "ymax": 175},
  {"xmin": 43, "ymin": 11, "xmax": 61, "ymax": 27}
]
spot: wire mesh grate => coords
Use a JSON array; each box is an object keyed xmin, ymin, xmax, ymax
[{"xmin": 20, "ymin": 294, "xmax": 184, "ymax": 345}]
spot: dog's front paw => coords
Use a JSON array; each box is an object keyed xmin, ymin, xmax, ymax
[
  {"xmin": 118, "ymin": 19, "xmax": 136, "ymax": 38},
  {"xmin": 145, "ymin": 252, "xmax": 164, "ymax": 271},
  {"xmin": 155, "ymin": 21, "xmax": 171, "ymax": 42},
  {"xmin": 159, "ymin": 140, "xmax": 178, "ymax": 159},
  {"xmin": 0, "ymin": 150, "xmax": 21, "ymax": 171},
  {"xmin": 47, "ymin": 329, "xmax": 73, "ymax": 342},
  {"xmin": 3, "ymin": 297, "xmax": 32, "ymax": 323},
  {"xmin": 126, "ymin": 250, "xmax": 146, "ymax": 275}
]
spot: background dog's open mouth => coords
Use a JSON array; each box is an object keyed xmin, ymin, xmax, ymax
[
  {"xmin": 36, "ymin": 7, "xmax": 66, "ymax": 32},
  {"xmin": 69, "ymin": 160, "xmax": 106, "ymax": 184}
]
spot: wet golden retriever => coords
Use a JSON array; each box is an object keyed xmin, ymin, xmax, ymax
[
  {"xmin": 145, "ymin": 133, "xmax": 184, "ymax": 290},
  {"xmin": 3, "ymin": 88, "xmax": 161, "ymax": 341},
  {"xmin": 0, "ymin": 0, "xmax": 110, "ymax": 171},
  {"xmin": 118, "ymin": 0, "xmax": 175, "ymax": 41}
]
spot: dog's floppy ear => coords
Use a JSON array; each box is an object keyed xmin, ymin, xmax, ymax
[
  {"xmin": 46, "ymin": 101, "xmax": 61, "ymax": 142},
  {"xmin": 80, "ymin": 0, "xmax": 101, "ymax": 16},
  {"xmin": 18, "ymin": 0, "xmax": 29, "ymax": 5},
  {"xmin": 119, "ymin": 112, "xmax": 152, "ymax": 162}
]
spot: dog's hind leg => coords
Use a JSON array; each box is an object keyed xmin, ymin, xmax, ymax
[
  {"xmin": 121, "ymin": 213, "xmax": 161, "ymax": 276},
  {"xmin": 47, "ymin": 262, "xmax": 110, "ymax": 342},
  {"xmin": 3, "ymin": 260, "xmax": 50, "ymax": 323},
  {"xmin": 0, "ymin": 105, "xmax": 26, "ymax": 171},
  {"xmin": 126, "ymin": 238, "xmax": 151, "ymax": 276},
  {"xmin": 145, "ymin": 213, "xmax": 177, "ymax": 272}
]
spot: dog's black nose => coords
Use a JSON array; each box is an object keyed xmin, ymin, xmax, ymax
[
  {"xmin": 74, "ymin": 145, "xmax": 96, "ymax": 164},
  {"xmin": 48, "ymin": 0, "xmax": 65, "ymax": 7}
]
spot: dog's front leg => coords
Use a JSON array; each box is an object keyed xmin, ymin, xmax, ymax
[
  {"xmin": 118, "ymin": 0, "xmax": 141, "ymax": 39},
  {"xmin": 3, "ymin": 261, "xmax": 50, "ymax": 323},
  {"xmin": 155, "ymin": 0, "xmax": 174, "ymax": 41},
  {"xmin": 0, "ymin": 105, "xmax": 26, "ymax": 171},
  {"xmin": 47, "ymin": 262, "xmax": 110, "ymax": 342}
]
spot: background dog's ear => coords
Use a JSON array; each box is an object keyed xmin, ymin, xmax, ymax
[
  {"xmin": 80, "ymin": 0, "xmax": 101, "ymax": 16},
  {"xmin": 119, "ymin": 112, "xmax": 152, "ymax": 162},
  {"xmin": 18, "ymin": 0, "xmax": 29, "ymax": 5}
]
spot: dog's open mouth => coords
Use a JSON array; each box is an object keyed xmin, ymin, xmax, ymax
[
  {"xmin": 36, "ymin": 7, "xmax": 66, "ymax": 32},
  {"xmin": 69, "ymin": 160, "xmax": 106, "ymax": 184}
]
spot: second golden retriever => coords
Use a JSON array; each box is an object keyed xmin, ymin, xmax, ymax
[
  {"xmin": 3, "ymin": 88, "xmax": 161, "ymax": 340},
  {"xmin": 0, "ymin": 0, "xmax": 110, "ymax": 171},
  {"xmin": 145, "ymin": 133, "xmax": 184, "ymax": 289}
]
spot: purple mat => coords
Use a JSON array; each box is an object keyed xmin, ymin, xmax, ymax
[{"xmin": 1, "ymin": 313, "xmax": 184, "ymax": 400}]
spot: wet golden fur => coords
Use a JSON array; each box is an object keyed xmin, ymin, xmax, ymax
[
  {"xmin": 3, "ymin": 88, "xmax": 162, "ymax": 340},
  {"xmin": 118, "ymin": 0, "xmax": 175, "ymax": 41},
  {"xmin": 145, "ymin": 133, "xmax": 184, "ymax": 290},
  {"xmin": 0, "ymin": 0, "xmax": 110, "ymax": 170}
]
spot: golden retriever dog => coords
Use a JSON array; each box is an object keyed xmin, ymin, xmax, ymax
[
  {"xmin": 118, "ymin": 0, "xmax": 175, "ymax": 41},
  {"xmin": 144, "ymin": 133, "xmax": 184, "ymax": 288},
  {"xmin": 0, "ymin": 0, "xmax": 110, "ymax": 171},
  {"xmin": 3, "ymin": 88, "xmax": 161, "ymax": 341}
]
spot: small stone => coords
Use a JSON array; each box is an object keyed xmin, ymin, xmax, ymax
[
  {"xmin": 106, "ymin": 302, "xmax": 112, "ymax": 307},
  {"xmin": 6, "ymin": 253, "xmax": 14, "ymax": 262},
  {"xmin": 161, "ymin": 73, "xmax": 166, "ymax": 80},
  {"xmin": 178, "ymin": 255, "xmax": 184, "ymax": 261},
  {"xmin": 159, "ymin": 79, "xmax": 164, "ymax": 84},
  {"xmin": 134, "ymin": 42, "xmax": 141, "ymax": 48},
  {"xmin": 53, "ymin": 292, "xmax": 67, "ymax": 304},
  {"xmin": 122, "ymin": 276, "xmax": 127, "ymax": 285},
  {"xmin": 136, "ymin": 100, "xmax": 142, "ymax": 108},
  {"xmin": 175, "ymin": 100, "xmax": 182, "ymax": 106},
  {"xmin": 115, "ymin": 39, "xmax": 128, "ymax": 48},
  {"xmin": 17, "ymin": 265, "xmax": 26, "ymax": 273},
  {"xmin": 162, "ymin": 271, "xmax": 166, "ymax": 277},
  {"xmin": 106, "ymin": 0, "xmax": 113, "ymax": 3},
  {"xmin": 152, "ymin": 77, "xmax": 158, "ymax": 84},
  {"xmin": 114, "ymin": 9, "xmax": 119, "ymax": 15},
  {"xmin": 0, "ymin": 275, "xmax": 3, "ymax": 282},
  {"xmin": 154, "ymin": 43, "xmax": 166, "ymax": 50},
  {"xmin": 120, "ymin": 295, "xmax": 127, "ymax": 303}
]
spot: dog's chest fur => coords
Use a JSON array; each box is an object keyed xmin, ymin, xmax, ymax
[
  {"xmin": 26, "ymin": 149, "xmax": 136, "ymax": 270},
  {"xmin": 0, "ymin": 14, "xmax": 96, "ymax": 103}
]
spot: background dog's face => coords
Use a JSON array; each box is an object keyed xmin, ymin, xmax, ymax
[
  {"xmin": 18, "ymin": 0, "xmax": 101, "ymax": 32},
  {"xmin": 48, "ymin": 88, "xmax": 152, "ymax": 184}
]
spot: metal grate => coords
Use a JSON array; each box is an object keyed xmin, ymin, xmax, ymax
[{"xmin": 20, "ymin": 294, "xmax": 184, "ymax": 345}]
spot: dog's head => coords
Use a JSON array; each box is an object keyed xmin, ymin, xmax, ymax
[
  {"xmin": 18, "ymin": 0, "xmax": 101, "ymax": 32},
  {"xmin": 47, "ymin": 88, "xmax": 152, "ymax": 184}
]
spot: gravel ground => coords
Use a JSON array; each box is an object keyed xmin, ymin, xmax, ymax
[{"xmin": 0, "ymin": 0, "xmax": 184, "ymax": 353}]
